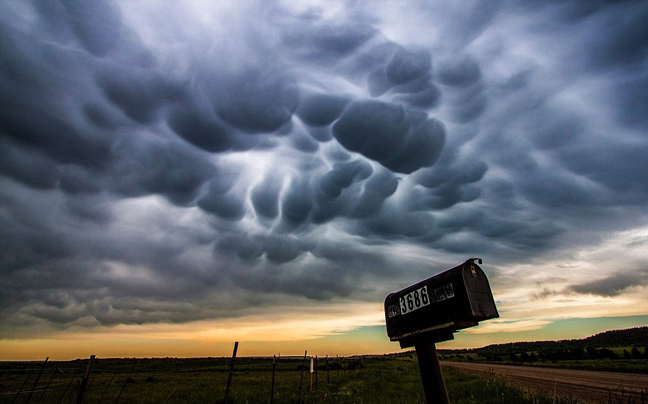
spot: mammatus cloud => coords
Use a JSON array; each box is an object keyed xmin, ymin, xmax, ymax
[
  {"xmin": 332, "ymin": 100, "xmax": 445, "ymax": 173},
  {"xmin": 1, "ymin": 0, "xmax": 648, "ymax": 338}
]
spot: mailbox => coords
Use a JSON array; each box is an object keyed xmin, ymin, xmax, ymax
[{"xmin": 385, "ymin": 258, "xmax": 498, "ymax": 348}]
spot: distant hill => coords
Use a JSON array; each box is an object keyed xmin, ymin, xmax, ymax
[
  {"xmin": 583, "ymin": 326, "xmax": 648, "ymax": 347},
  {"xmin": 441, "ymin": 326, "xmax": 648, "ymax": 359}
]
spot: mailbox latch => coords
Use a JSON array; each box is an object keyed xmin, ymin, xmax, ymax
[{"xmin": 468, "ymin": 258, "xmax": 482, "ymax": 277}]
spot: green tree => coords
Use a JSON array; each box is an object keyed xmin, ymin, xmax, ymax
[
  {"xmin": 586, "ymin": 346, "xmax": 598, "ymax": 359},
  {"xmin": 631, "ymin": 346, "xmax": 641, "ymax": 359}
]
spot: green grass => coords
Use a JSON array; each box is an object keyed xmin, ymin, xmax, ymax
[{"xmin": 1, "ymin": 355, "xmax": 583, "ymax": 404}]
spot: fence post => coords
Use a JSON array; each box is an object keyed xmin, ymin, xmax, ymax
[
  {"xmin": 76, "ymin": 355, "xmax": 95, "ymax": 404},
  {"xmin": 298, "ymin": 350, "xmax": 307, "ymax": 400},
  {"xmin": 24, "ymin": 357, "xmax": 49, "ymax": 404},
  {"xmin": 326, "ymin": 355, "xmax": 329, "ymax": 385},
  {"xmin": 336, "ymin": 355, "xmax": 339, "ymax": 378},
  {"xmin": 223, "ymin": 342, "xmax": 239, "ymax": 404},
  {"xmin": 269, "ymin": 355, "xmax": 277, "ymax": 404}
]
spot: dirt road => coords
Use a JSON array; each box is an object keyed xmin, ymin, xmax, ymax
[{"xmin": 443, "ymin": 361, "xmax": 648, "ymax": 403}]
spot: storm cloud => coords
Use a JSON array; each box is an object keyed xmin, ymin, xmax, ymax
[{"xmin": 1, "ymin": 0, "xmax": 648, "ymax": 335}]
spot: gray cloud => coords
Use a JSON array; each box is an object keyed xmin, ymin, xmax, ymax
[
  {"xmin": 97, "ymin": 66, "xmax": 185, "ymax": 125},
  {"xmin": 1, "ymin": 0, "xmax": 648, "ymax": 332},
  {"xmin": 332, "ymin": 100, "xmax": 446, "ymax": 173},
  {"xmin": 216, "ymin": 69, "xmax": 299, "ymax": 134},
  {"xmin": 295, "ymin": 92, "xmax": 350, "ymax": 127},
  {"xmin": 251, "ymin": 173, "xmax": 283, "ymax": 220},
  {"xmin": 571, "ymin": 267, "xmax": 648, "ymax": 297}
]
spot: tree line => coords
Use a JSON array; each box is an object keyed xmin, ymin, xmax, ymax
[
  {"xmin": 440, "ymin": 326, "xmax": 648, "ymax": 362},
  {"xmin": 507, "ymin": 346, "xmax": 648, "ymax": 363}
]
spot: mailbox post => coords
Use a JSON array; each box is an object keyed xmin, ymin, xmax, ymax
[{"xmin": 384, "ymin": 258, "xmax": 498, "ymax": 403}]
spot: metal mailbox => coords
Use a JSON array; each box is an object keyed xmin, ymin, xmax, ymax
[{"xmin": 385, "ymin": 258, "xmax": 498, "ymax": 348}]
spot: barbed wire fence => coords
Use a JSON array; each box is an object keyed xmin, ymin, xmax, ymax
[{"xmin": 0, "ymin": 344, "xmax": 361, "ymax": 404}]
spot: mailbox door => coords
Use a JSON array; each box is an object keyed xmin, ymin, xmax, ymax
[{"xmin": 462, "ymin": 262, "xmax": 499, "ymax": 321}]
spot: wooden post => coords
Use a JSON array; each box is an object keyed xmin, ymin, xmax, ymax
[
  {"xmin": 326, "ymin": 355, "xmax": 329, "ymax": 384},
  {"xmin": 25, "ymin": 357, "xmax": 48, "ymax": 404},
  {"xmin": 414, "ymin": 341, "xmax": 449, "ymax": 404},
  {"xmin": 269, "ymin": 355, "xmax": 277, "ymax": 404},
  {"xmin": 336, "ymin": 355, "xmax": 339, "ymax": 377},
  {"xmin": 298, "ymin": 350, "xmax": 307, "ymax": 399},
  {"xmin": 223, "ymin": 342, "xmax": 239, "ymax": 404},
  {"xmin": 76, "ymin": 355, "xmax": 95, "ymax": 404}
]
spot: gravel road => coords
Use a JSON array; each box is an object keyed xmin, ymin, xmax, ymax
[{"xmin": 443, "ymin": 361, "xmax": 648, "ymax": 403}]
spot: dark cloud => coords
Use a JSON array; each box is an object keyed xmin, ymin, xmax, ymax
[
  {"xmin": 63, "ymin": 0, "xmax": 124, "ymax": 57},
  {"xmin": 251, "ymin": 174, "xmax": 283, "ymax": 220},
  {"xmin": 580, "ymin": 2, "xmax": 648, "ymax": 69},
  {"xmin": 333, "ymin": 100, "xmax": 408, "ymax": 162},
  {"xmin": 318, "ymin": 160, "xmax": 372, "ymax": 199},
  {"xmin": 365, "ymin": 209, "xmax": 435, "ymax": 239},
  {"xmin": 281, "ymin": 19, "xmax": 377, "ymax": 61},
  {"xmin": 0, "ymin": 143, "xmax": 60, "ymax": 190},
  {"xmin": 63, "ymin": 194, "xmax": 114, "ymax": 224},
  {"xmin": 111, "ymin": 139, "xmax": 215, "ymax": 206},
  {"xmin": 198, "ymin": 187, "xmax": 246, "ymax": 221},
  {"xmin": 351, "ymin": 168, "xmax": 399, "ymax": 218},
  {"xmin": 167, "ymin": 101, "xmax": 233, "ymax": 153},
  {"xmin": 288, "ymin": 126, "xmax": 320, "ymax": 153},
  {"xmin": 393, "ymin": 83, "xmax": 441, "ymax": 109},
  {"xmin": 1, "ymin": 0, "xmax": 648, "ymax": 333},
  {"xmin": 216, "ymin": 233, "xmax": 264, "ymax": 261},
  {"xmin": 436, "ymin": 55, "xmax": 481, "ymax": 87},
  {"xmin": 312, "ymin": 159, "xmax": 373, "ymax": 223},
  {"xmin": 216, "ymin": 68, "xmax": 299, "ymax": 134},
  {"xmin": 386, "ymin": 47, "xmax": 432, "ymax": 85},
  {"xmin": 97, "ymin": 66, "xmax": 185, "ymax": 124},
  {"xmin": 613, "ymin": 74, "xmax": 648, "ymax": 130},
  {"xmin": 332, "ymin": 100, "xmax": 446, "ymax": 173},
  {"xmin": 295, "ymin": 92, "xmax": 350, "ymax": 127},
  {"xmin": 571, "ymin": 267, "xmax": 648, "ymax": 297},
  {"xmin": 281, "ymin": 176, "xmax": 314, "ymax": 226}
]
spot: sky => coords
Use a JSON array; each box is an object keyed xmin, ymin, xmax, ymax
[{"xmin": 1, "ymin": 0, "xmax": 647, "ymax": 361}]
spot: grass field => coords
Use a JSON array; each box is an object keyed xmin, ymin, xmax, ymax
[{"xmin": 1, "ymin": 354, "xmax": 583, "ymax": 404}]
